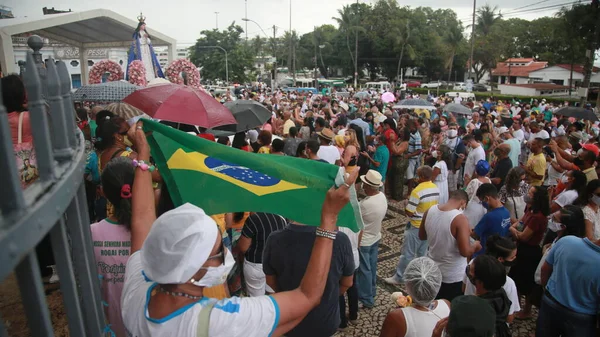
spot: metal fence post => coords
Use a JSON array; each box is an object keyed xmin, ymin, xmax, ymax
[
  {"xmin": 46, "ymin": 59, "xmax": 73, "ymax": 161},
  {"xmin": 23, "ymin": 52, "xmax": 55, "ymax": 182}
]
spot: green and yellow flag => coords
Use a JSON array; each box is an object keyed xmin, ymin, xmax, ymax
[{"xmin": 144, "ymin": 120, "xmax": 363, "ymax": 232}]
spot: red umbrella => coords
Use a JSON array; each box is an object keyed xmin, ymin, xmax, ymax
[{"xmin": 122, "ymin": 84, "xmax": 236, "ymax": 128}]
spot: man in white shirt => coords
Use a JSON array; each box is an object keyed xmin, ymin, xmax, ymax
[
  {"xmin": 419, "ymin": 190, "xmax": 481, "ymax": 300},
  {"xmin": 316, "ymin": 128, "xmax": 341, "ymax": 165},
  {"xmin": 512, "ymin": 120, "xmax": 525, "ymax": 144},
  {"xmin": 356, "ymin": 170, "xmax": 388, "ymax": 308},
  {"xmin": 528, "ymin": 122, "xmax": 550, "ymax": 142},
  {"xmin": 463, "ymin": 133, "xmax": 486, "ymax": 185},
  {"xmin": 282, "ymin": 111, "xmax": 296, "ymax": 137},
  {"xmin": 454, "ymin": 93, "xmax": 462, "ymax": 104}
]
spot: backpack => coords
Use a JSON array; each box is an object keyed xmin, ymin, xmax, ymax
[{"xmin": 14, "ymin": 112, "xmax": 39, "ymax": 188}]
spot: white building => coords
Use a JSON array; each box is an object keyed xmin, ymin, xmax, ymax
[
  {"xmin": 498, "ymin": 83, "xmax": 570, "ymax": 97},
  {"xmin": 528, "ymin": 64, "xmax": 600, "ymax": 87},
  {"xmin": 155, "ymin": 46, "xmax": 191, "ymax": 69},
  {"xmin": 491, "ymin": 58, "xmax": 548, "ymax": 85},
  {"xmin": 11, "ymin": 35, "xmax": 128, "ymax": 88}
]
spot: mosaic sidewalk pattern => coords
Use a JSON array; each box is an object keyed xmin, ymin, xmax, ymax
[{"xmin": 335, "ymin": 200, "xmax": 537, "ymax": 337}]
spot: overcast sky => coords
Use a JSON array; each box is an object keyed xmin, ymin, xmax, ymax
[{"xmin": 5, "ymin": 0, "xmax": 569, "ymax": 45}]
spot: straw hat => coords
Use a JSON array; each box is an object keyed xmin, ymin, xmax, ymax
[
  {"xmin": 316, "ymin": 128, "xmax": 335, "ymax": 141},
  {"xmin": 360, "ymin": 170, "xmax": 383, "ymax": 187}
]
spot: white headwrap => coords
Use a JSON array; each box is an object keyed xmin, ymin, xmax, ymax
[{"xmin": 140, "ymin": 203, "xmax": 219, "ymax": 284}]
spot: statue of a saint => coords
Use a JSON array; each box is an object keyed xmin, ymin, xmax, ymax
[{"xmin": 126, "ymin": 13, "xmax": 164, "ymax": 82}]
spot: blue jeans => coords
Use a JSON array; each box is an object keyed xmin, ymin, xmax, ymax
[
  {"xmin": 536, "ymin": 293, "xmax": 597, "ymax": 337},
  {"xmin": 394, "ymin": 223, "xmax": 428, "ymax": 282},
  {"xmin": 357, "ymin": 240, "xmax": 379, "ymax": 307}
]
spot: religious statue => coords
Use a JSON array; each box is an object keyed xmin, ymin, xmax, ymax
[{"xmin": 126, "ymin": 13, "xmax": 164, "ymax": 82}]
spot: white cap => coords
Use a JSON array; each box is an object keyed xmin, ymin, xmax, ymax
[
  {"xmin": 140, "ymin": 203, "xmax": 219, "ymax": 284},
  {"xmin": 497, "ymin": 126, "xmax": 510, "ymax": 134},
  {"xmin": 247, "ymin": 129, "xmax": 259, "ymax": 143}
]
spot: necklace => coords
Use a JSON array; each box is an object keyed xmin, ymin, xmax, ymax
[{"xmin": 156, "ymin": 286, "xmax": 202, "ymax": 300}]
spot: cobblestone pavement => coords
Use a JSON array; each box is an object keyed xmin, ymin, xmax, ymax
[{"xmin": 335, "ymin": 200, "xmax": 537, "ymax": 337}]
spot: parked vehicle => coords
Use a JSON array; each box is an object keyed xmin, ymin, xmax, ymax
[
  {"xmin": 421, "ymin": 81, "xmax": 442, "ymax": 89},
  {"xmin": 365, "ymin": 81, "xmax": 392, "ymax": 91},
  {"xmin": 446, "ymin": 91, "xmax": 476, "ymax": 100},
  {"xmin": 472, "ymin": 83, "xmax": 488, "ymax": 92},
  {"xmin": 406, "ymin": 80, "xmax": 421, "ymax": 88},
  {"xmin": 453, "ymin": 82, "xmax": 467, "ymax": 90}
]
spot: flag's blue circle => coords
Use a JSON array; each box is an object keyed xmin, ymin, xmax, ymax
[{"xmin": 204, "ymin": 157, "xmax": 281, "ymax": 186}]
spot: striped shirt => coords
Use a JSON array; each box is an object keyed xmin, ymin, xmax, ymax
[
  {"xmin": 408, "ymin": 131, "xmax": 422, "ymax": 159},
  {"xmin": 242, "ymin": 212, "xmax": 288, "ymax": 263},
  {"xmin": 406, "ymin": 181, "xmax": 440, "ymax": 228}
]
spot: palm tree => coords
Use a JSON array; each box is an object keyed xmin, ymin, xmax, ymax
[
  {"xmin": 388, "ymin": 20, "xmax": 414, "ymax": 83},
  {"xmin": 475, "ymin": 5, "xmax": 502, "ymax": 36},
  {"xmin": 444, "ymin": 25, "xmax": 464, "ymax": 83},
  {"xmin": 333, "ymin": 5, "xmax": 365, "ymax": 72}
]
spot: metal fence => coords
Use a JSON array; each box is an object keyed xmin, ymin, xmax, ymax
[{"xmin": 0, "ymin": 48, "xmax": 104, "ymax": 336}]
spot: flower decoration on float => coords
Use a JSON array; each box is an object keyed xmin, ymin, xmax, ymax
[
  {"xmin": 128, "ymin": 60, "xmax": 147, "ymax": 87},
  {"xmin": 165, "ymin": 59, "xmax": 201, "ymax": 89},
  {"xmin": 89, "ymin": 59, "xmax": 124, "ymax": 84}
]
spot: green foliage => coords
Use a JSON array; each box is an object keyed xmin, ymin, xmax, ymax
[
  {"xmin": 189, "ymin": 23, "xmax": 256, "ymax": 83},
  {"xmin": 189, "ymin": 1, "xmax": 595, "ymax": 84}
]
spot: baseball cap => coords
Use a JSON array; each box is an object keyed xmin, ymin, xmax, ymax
[
  {"xmin": 447, "ymin": 295, "xmax": 495, "ymax": 337},
  {"xmin": 475, "ymin": 160, "xmax": 490, "ymax": 176},
  {"xmin": 140, "ymin": 203, "xmax": 219, "ymax": 284},
  {"xmin": 581, "ymin": 143, "xmax": 600, "ymax": 157}
]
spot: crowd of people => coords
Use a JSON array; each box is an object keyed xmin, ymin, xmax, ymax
[{"xmin": 3, "ymin": 71, "xmax": 600, "ymax": 337}]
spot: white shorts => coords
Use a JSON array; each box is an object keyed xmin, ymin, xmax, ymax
[
  {"xmin": 406, "ymin": 159, "xmax": 419, "ymax": 180},
  {"xmin": 243, "ymin": 259, "xmax": 274, "ymax": 297}
]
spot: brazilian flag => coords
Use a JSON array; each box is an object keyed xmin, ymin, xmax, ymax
[{"xmin": 144, "ymin": 120, "xmax": 363, "ymax": 232}]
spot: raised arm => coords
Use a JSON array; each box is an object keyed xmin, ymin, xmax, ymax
[
  {"xmin": 270, "ymin": 169, "xmax": 358, "ymax": 337},
  {"xmin": 129, "ymin": 122, "xmax": 157, "ymax": 253}
]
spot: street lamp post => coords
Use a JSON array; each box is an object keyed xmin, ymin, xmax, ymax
[
  {"xmin": 242, "ymin": 18, "xmax": 277, "ymax": 88},
  {"xmin": 196, "ymin": 46, "xmax": 228, "ymax": 84},
  {"xmin": 214, "ymin": 12, "xmax": 219, "ymax": 30}
]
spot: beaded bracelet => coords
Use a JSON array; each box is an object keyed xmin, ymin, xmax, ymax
[
  {"xmin": 316, "ymin": 228, "xmax": 337, "ymax": 240},
  {"xmin": 132, "ymin": 159, "xmax": 156, "ymax": 172}
]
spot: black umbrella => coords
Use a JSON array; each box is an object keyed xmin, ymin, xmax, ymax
[
  {"xmin": 214, "ymin": 100, "xmax": 272, "ymax": 133},
  {"xmin": 555, "ymin": 107, "xmax": 598, "ymax": 121}
]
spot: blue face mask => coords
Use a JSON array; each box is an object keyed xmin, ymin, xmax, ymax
[{"xmin": 481, "ymin": 199, "xmax": 489, "ymax": 209}]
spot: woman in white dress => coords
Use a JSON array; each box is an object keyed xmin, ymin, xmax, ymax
[
  {"xmin": 463, "ymin": 160, "xmax": 491, "ymax": 229},
  {"xmin": 127, "ymin": 16, "xmax": 165, "ymax": 82},
  {"xmin": 431, "ymin": 145, "xmax": 450, "ymax": 204}
]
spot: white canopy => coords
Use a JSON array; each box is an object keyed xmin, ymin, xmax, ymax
[{"xmin": 0, "ymin": 8, "xmax": 177, "ymax": 84}]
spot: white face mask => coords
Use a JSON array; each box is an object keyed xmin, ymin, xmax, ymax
[
  {"xmin": 561, "ymin": 175, "xmax": 569, "ymax": 184},
  {"xmin": 191, "ymin": 248, "xmax": 235, "ymax": 287},
  {"xmin": 592, "ymin": 195, "xmax": 600, "ymax": 207},
  {"xmin": 447, "ymin": 129, "xmax": 458, "ymax": 138},
  {"xmin": 548, "ymin": 219, "xmax": 565, "ymax": 232},
  {"xmin": 431, "ymin": 150, "xmax": 438, "ymax": 158},
  {"xmin": 439, "ymin": 121, "xmax": 446, "ymax": 127}
]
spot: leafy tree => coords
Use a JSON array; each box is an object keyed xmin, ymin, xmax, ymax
[
  {"xmin": 189, "ymin": 23, "xmax": 256, "ymax": 83},
  {"xmin": 444, "ymin": 25, "xmax": 465, "ymax": 83}
]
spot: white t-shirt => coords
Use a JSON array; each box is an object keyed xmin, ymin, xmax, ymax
[
  {"xmin": 582, "ymin": 205, "xmax": 600, "ymax": 240},
  {"xmin": 529, "ymin": 130, "xmax": 550, "ymax": 141},
  {"xmin": 454, "ymin": 96, "xmax": 462, "ymax": 104},
  {"xmin": 359, "ymin": 192, "xmax": 388, "ymax": 247},
  {"xmin": 121, "ymin": 252, "xmax": 279, "ymax": 337},
  {"xmin": 464, "ymin": 145, "xmax": 486, "ymax": 178},
  {"xmin": 553, "ymin": 189, "xmax": 578, "ymax": 208},
  {"xmin": 339, "ymin": 227, "xmax": 360, "ymax": 270},
  {"xmin": 317, "ymin": 145, "xmax": 341, "ymax": 164},
  {"xmin": 463, "ymin": 261, "xmax": 521, "ymax": 315},
  {"xmin": 513, "ymin": 129, "xmax": 525, "ymax": 144}
]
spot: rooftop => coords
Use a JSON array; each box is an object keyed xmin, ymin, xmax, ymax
[{"xmin": 492, "ymin": 59, "xmax": 548, "ymax": 77}]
